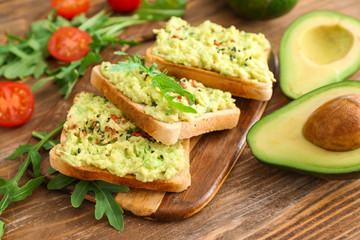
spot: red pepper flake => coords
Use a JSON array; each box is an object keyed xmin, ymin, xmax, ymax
[
  {"xmin": 132, "ymin": 132, "xmax": 142, "ymax": 137},
  {"xmin": 110, "ymin": 114, "xmax": 119, "ymax": 123},
  {"xmin": 177, "ymin": 96, "xmax": 182, "ymax": 100},
  {"xmin": 191, "ymin": 80, "xmax": 197, "ymax": 88},
  {"xmin": 121, "ymin": 119, "xmax": 127, "ymax": 123},
  {"xmin": 114, "ymin": 137, "xmax": 118, "ymax": 141},
  {"xmin": 142, "ymin": 133, "xmax": 150, "ymax": 139},
  {"xmin": 214, "ymin": 40, "xmax": 221, "ymax": 47},
  {"xmin": 231, "ymin": 39, "xmax": 235, "ymax": 43},
  {"xmin": 82, "ymin": 132, "xmax": 87, "ymax": 136},
  {"xmin": 172, "ymin": 34, "xmax": 180, "ymax": 39},
  {"xmin": 111, "ymin": 133, "xmax": 115, "ymax": 136},
  {"xmin": 96, "ymin": 140, "xmax": 100, "ymax": 144},
  {"xmin": 178, "ymin": 82, "xmax": 186, "ymax": 88},
  {"xmin": 75, "ymin": 124, "xmax": 79, "ymax": 128}
]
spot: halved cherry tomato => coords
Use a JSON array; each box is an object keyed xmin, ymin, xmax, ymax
[
  {"xmin": 51, "ymin": 0, "xmax": 90, "ymax": 19},
  {"xmin": 48, "ymin": 26, "xmax": 92, "ymax": 62},
  {"xmin": 106, "ymin": 0, "xmax": 141, "ymax": 12},
  {"xmin": 0, "ymin": 82, "xmax": 34, "ymax": 127}
]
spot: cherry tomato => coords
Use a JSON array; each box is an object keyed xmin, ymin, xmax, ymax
[
  {"xmin": 106, "ymin": 0, "xmax": 141, "ymax": 12},
  {"xmin": 0, "ymin": 82, "xmax": 34, "ymax": 127},
  {"xmin": 51, "ymin": 0, "xmax": 90, "ymax": 19},
  {"xmin": 48, "ymin": 26, "xmax": 92, "ymax": 62}
]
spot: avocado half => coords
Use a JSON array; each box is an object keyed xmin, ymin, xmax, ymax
[
  {"xmin": 280, "ymin": 10, "xmax": 360, "ymax": 99},
  {"xmin": 247, "ymin": 81, "xmax": 360, "ymax": 179}
]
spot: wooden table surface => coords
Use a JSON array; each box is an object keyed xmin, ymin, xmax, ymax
[{"xmin": 1, "ymin": 0, "xmax": 360, "ymax": 239}]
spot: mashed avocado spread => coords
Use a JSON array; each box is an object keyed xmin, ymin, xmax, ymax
[
  {"xmin": 56, "ymin": 92, "xmax": 185, "ymax": 182},
  {"xmin": 101, "ymin": 62, "xmax": 236, "ymax": 123},
  {"xmin": 152, "ymin": 17, "xmax": 275, "ymax": 84}
]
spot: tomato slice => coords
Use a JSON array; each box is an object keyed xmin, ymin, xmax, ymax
[
  {"xmin": 48, "ymin": 26, "xmax": 92, "ymax": 62},
  {"xmin": 106, "ymin": 0, "xmax": 141, "ymax": 12},
  {"xmin": 0, "ymin": 82, "xmax": 34, "ymax": 127},
  {"xmin": 51, "ymin": 0, "xmax": 90, "ymax": 19}
]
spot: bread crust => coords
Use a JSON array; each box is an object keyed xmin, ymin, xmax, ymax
[
  {"xmin": 90, "ymin": 65, "xmax": 240, "ymax": 145},
  {"xmin": 145, "ymin": 46, "xmax": 273, "ymax": 101},
  {"xmin": 50, "ymin": 131, "xmax": 191, "ymax": 192}
]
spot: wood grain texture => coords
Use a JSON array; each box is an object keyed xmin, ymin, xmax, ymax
[{"xmin": 1, "ymin": 0, "xmax": 360, "ymax": 239}]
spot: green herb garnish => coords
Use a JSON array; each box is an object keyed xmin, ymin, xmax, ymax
[
  {"xmin": 0, "ymin": 0, "xmax": 187, "ymax": 98},
  {"xmin": 110, "ymin": 52, "xmax": 197, "ymax": 113},
  {"xmin": 47, "ymin": 174, "xmax": 129, "ymax": 231},
  {"xmin": 0, "ymin": 123, "xmax": 64, "ymax": 238}
]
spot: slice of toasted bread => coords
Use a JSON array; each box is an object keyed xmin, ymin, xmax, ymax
[
  {"xmin": 50, "ymin": 139, "xmax": 191, "ymax": 192},
  {"xmin": 50, "ymin": 92, "xmax": 191, "ymax": 192},
  {"xmin": 145, "ymin": 46, "xmax": 273, "ymax": 101},
  {"xmin": 90, "ymin": 65, "xmax": 240, "ymax": 145}
]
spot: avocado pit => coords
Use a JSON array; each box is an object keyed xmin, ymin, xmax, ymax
[{"xmin": 302, "ymin": 94, "xmax": 360, "ymax": 151}]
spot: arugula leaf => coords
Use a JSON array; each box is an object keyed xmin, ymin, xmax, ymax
[
  {"xmin": 32, "ymin": 131, "xmax": 60, "ymax": 150},
  {"xmin": 47, "ymin": 174, "xmax": 77, "ymax": 190},
  {"xmin": 0, "ymin": 220, "xmax": 5, "ymax": 238},
  {"xmin": 110, "ymin": 52, "xmax": 197, "ymax": 113},
  {"xmin": 47, "ymin": 175, "xmax": 129, "ymax": 231},
  {"xmin": 0, "ymin": 123, "xmax": 63, "ymax": 237},
  {"xmin": 0, "ymin": 0, "xmax": 186, "ymax": 99},
  {"xmin": 7, "ymin": 144, "xmax": 34, "ymax": 160},
  {"xmin": 71, "ymin": 180, "xmax": 91, "ymax": 207},
  {"xmin": 48, "ymin": 166, "xmax": 57, "ymax": 175},
  {"xmin": 137, "ymin": 0, "xmax": 186, "ymax": 21},
  {"xmin": 92, "ymin": 181, "xmax": 127, "ymax": 231},
  {"xmin": 28, "ymin": 150, "xmax": 42, "ymax": 178},
  {"xmin": 0, "ymin": 176, "xmax": 44, "ymax": 212}
]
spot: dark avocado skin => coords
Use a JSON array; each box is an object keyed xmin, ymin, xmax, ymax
[
  {"xmin": 227, "ymin": 0, "xmax": 298, "ymax": 20},
  {"xmin": 259, "ymin": 162, "xmax": 360, "ymax": 180},
  {"xmin": 247, "ymin": 81, "xmax": 360, "ymax": 180}
]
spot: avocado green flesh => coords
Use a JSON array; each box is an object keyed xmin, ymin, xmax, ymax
[
  {"xmin": 152, "ymin": 17, "xmax": 275, "ymax": 84},
  {"xmin": 247, "ymin": 81, "xmax": 360, "ymax": 175},
  {"xmin": 56, "ymin": 92, "xmax": 186, "ymax": 182},
  {"xmin": 302, "ymin": 25, "xmax": 353, "ymax": 65},
  {"xmin": 280, "ymin": 10, "xmax": 360, "ymax": 99}
]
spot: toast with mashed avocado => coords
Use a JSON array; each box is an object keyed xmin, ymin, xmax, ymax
[
  {"xmin": 145, "ymin": 17, "xmax": 275, "ymax": 101},
  {"xmin": 49, "ymin": 92, "xmax": 191, "ymax": 192},
  {"xmin": 90, "ymin": 58, "xmax": 240, "ymax": 145}
]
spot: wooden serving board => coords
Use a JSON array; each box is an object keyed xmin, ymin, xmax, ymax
[{"xmin": 27, "ymin": 26, "xmax": 276, "ymax": 221}]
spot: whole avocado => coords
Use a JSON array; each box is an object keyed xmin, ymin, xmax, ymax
[{"xmin": 227, "ymin": 0, "xmax": 298, "ymax": 20}]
